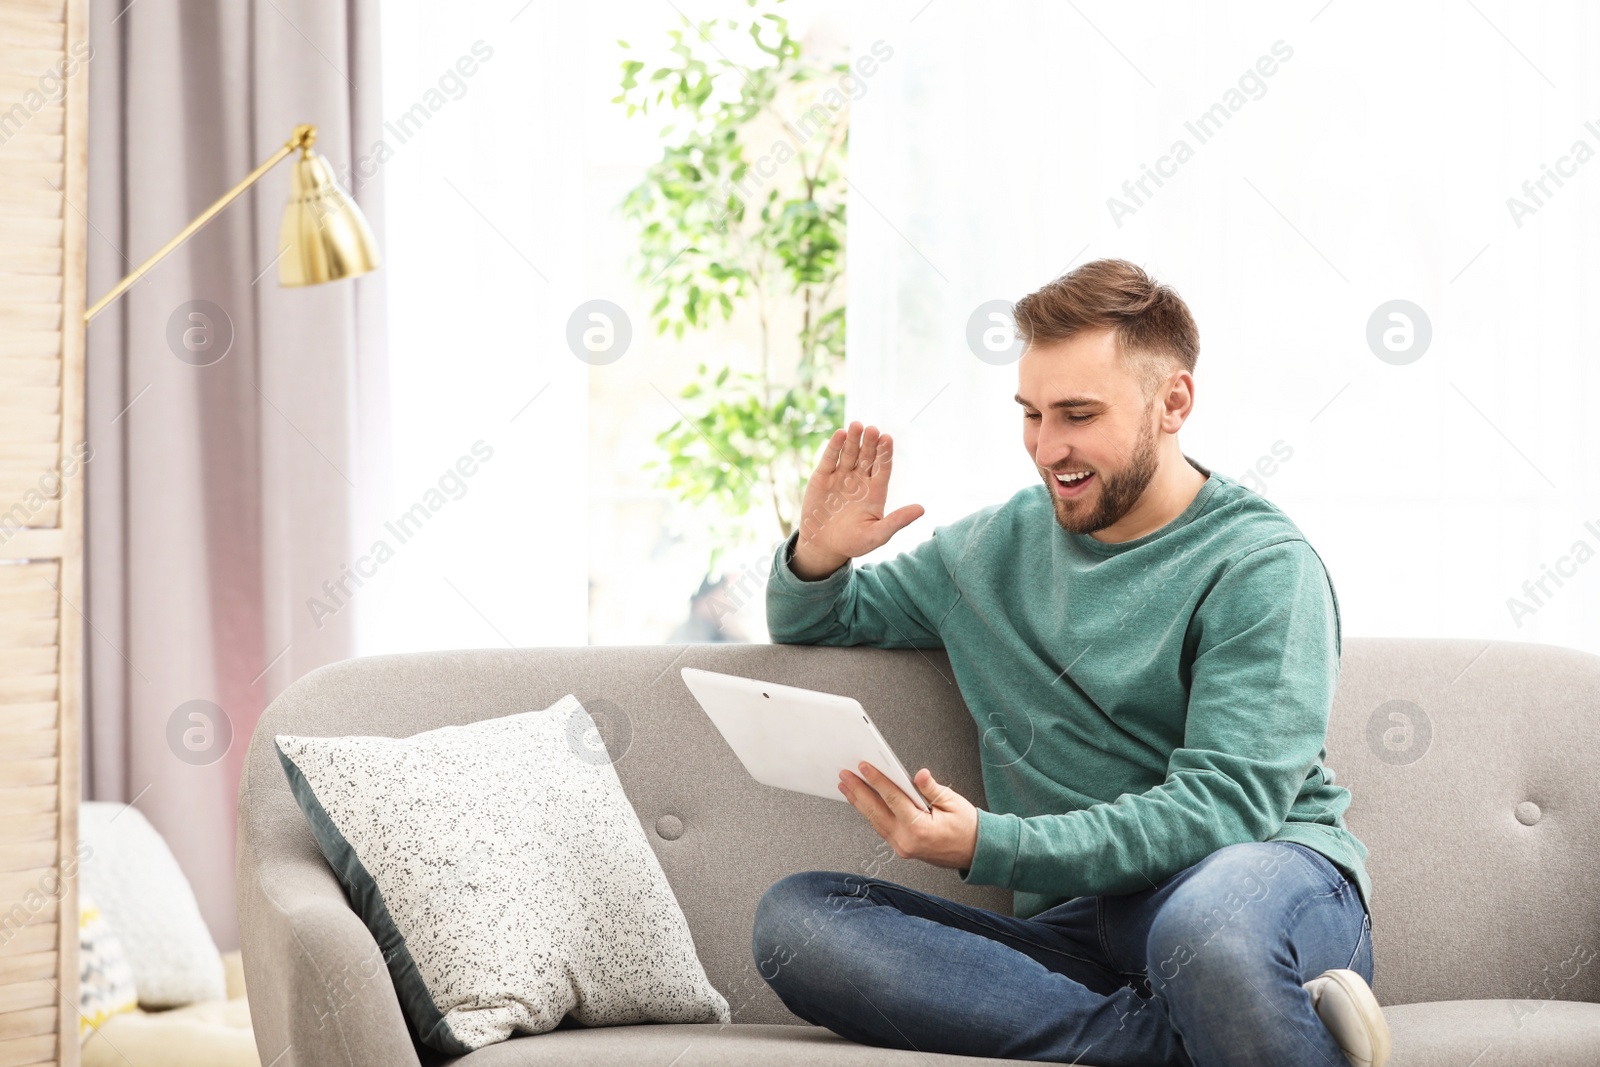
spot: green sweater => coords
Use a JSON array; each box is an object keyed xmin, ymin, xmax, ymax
[{"xmin": 766, "ymin": 463, "xmax": 1371, "ymax": 920}]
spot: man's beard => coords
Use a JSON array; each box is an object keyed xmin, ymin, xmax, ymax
[{"xmin": 1046, "ymin": 410, "xmax": 1160, "ymax": 535}]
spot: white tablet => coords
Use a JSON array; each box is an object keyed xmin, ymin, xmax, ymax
[{"xmin": 681, "ymin": 667, "xmax": 931, "ymax": 813}]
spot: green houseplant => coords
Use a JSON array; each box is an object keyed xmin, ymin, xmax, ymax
[{"xmin": 615, "ymin": 0, "xmax": 848, "ymax": 576}]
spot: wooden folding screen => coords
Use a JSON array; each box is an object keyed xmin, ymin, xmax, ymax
[{"xmin": 0, "ymin": 0, "xmax": 88, "ymax": 1063}]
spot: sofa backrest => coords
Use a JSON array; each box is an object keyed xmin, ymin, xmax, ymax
[
  {"xmin": 242, "ymin": 642, "xmax": 1011, "ymax": 1029},
  {"xmin": 1326, "ymin": 637, "xmax": 1600, "ymax": 1007},
  {"xmin": 240, "ymin": 637, "xmax": 1600, "ymax": 1029}
]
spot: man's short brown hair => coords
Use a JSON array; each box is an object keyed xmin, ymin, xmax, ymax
[{"xmin": 1012, "ymin": 258, "xmax": 1199, "ymax": 397}]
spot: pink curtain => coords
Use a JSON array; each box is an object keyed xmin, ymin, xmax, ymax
[{"xmin": 85, "ymin": 0, "xmax": 389, "ymax": 948}]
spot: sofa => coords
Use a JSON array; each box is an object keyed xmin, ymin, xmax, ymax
[{"xmin": 237, "ymin": 638, "xmax": 1600, "ymax": 1066}]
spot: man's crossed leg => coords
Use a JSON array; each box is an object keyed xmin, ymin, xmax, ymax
[{"xmin": 752, "ymin": 840, "xmax": 1374, "ymax": 1067}]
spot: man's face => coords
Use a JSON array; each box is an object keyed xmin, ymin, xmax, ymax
[{"xmin": 1015, "ymin": 328, "xmax": 1162, "ymax": 535}]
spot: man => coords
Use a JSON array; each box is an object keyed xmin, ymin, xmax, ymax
[{"xmin": 753, "ymin": 259, "xmax": 1390, "ymax": 1067}]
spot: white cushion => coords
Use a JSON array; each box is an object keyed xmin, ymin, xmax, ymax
[
  {"xmin": 274, "ymin": 694, "xmax": 730, "ymax": 1055},
  {"xmin": 79, "ymin": 803, "xmax": 226, "ymax": 1007}
]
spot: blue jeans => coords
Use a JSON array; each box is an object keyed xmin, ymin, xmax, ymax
[{"xmin": 751, "ymin": 841, "xmax": 1373, "ymax": 1067}]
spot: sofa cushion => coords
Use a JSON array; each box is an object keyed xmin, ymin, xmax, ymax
[
  {"xmin": 275, "ymin": 694, "xmax": 730, "ymax": 1055},
  {"xmin": 448, "ymin": 1022, "xmax": 1027, "ymax": 1066},
  {"xmin": 81, "ymin": 997, "xmax": 258, "ymax": 1067},
  {"xmin": 1383, "ymin": 999, "xmax": 1600, "ymax": 1066},
  {"xmin": 440, "ymin": 1002, "xmax": 1600, "ymax": 1067}
]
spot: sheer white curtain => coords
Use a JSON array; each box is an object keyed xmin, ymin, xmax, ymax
[
  {"xmin": 374, "ymin": 0, "xmax": 855, "ymax": 651},
  {"xmin": 847, "ymin": 0, "xmax": 1600, "ymax": 655},
  {"xmin": 371, "ymin": 1, "xmax": 593, "ymax": 652}
]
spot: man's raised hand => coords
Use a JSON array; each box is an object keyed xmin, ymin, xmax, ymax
[{"xmin": 791, "ymin": 421, "xmax": 925, "ymax": 581}]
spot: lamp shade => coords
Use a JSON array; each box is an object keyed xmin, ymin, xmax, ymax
[{"xmin": 278, "ymin": 147, "xmax": 380, "ymax": 287}]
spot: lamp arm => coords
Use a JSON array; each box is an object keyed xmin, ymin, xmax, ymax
[{"xmin": 84, "ymin": 124, "xmax": 319, "ymax": 324}]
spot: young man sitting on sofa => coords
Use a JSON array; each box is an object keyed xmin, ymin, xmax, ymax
[{"xmin": 754, "ymin": 258, "xmax": 1392, "ymax": 1067}]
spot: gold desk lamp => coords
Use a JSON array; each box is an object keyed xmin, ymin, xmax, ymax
[{"xmin": 84, "ymin": 123, "xmax": 380, "ymax": 323}]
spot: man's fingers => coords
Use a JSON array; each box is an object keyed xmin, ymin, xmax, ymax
[
  {"xmin": 914, "ymin": 768, "xmax": 957, "ymax": 808},
  {"xmin": 859, "ymin": 425, "xmax": 882, "ymax": 474},
  {"xmin": 839, "ymin": 769, "xmax": 896, "ymax": 835},
  {"xmin": 818, "ymin": 428, "xmax": 845, "ymax": 473},
  {"xmin": 855, "ymin": 761, "xmax": 919, "ymax": 820},
  {"xmin": 881, "ymin": 504, "xmax": 925, "ymax": 539},
  {"xmin": 866, "ymin": 431, "xmax": 892, "ymax": 479},
  {"xmin": 863, "ymin": 432, "xmax": 889, "ymax": 510},
  {"xmin": 838, "ymin": 421, "xmax": 863, "ymax": 472}
]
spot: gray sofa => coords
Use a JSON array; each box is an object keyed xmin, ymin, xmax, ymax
[{"xmin": 237, "ymin": 638, "xmax": 1600, "ymax": 1066}]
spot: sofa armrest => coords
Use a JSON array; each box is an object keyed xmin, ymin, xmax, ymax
[{"xmin": 236, "ymin": 760, "xmax": 422, "ymax": 1067}]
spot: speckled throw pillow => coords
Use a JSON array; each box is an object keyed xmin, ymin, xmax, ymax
[{"xmin": 275, "ymin": 695, "xmax": 729, "ymax": 1055}]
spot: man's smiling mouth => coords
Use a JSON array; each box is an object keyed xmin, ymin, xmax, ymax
[{"xmin": 1053, "ymin": 470, "xmax": 1095, "ymax": 497}]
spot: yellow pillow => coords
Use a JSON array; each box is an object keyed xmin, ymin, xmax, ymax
[{"xmin": 79, "ymin": 890, "xmax": 138, "ymax": 1039}]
